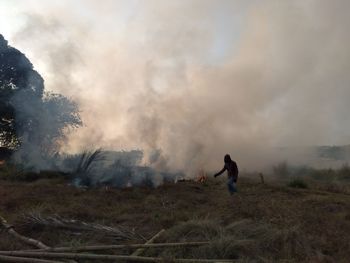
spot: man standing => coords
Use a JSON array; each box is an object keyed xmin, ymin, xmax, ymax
[{"xmin": 214, "ymin": 154, "xmax": 239, "ymax": 195}]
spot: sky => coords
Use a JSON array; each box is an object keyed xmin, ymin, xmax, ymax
[{"xmin": 1, "ymin": 0, "xmax": 350, "ymax": 172}]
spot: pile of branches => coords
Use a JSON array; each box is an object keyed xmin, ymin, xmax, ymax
[
  {"xmin": 0, "ymin": 214, "xmax": 234, "ymax": 263},
  {"xmin": 23, "ymin": 212, "xmax": 138, "ymax": 240}
]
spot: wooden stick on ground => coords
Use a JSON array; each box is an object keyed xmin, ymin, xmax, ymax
[
  {"xmin": 24, "ymin": 213, "xmax": 138, "ymax": 240},
  {"xmin": 132, "ymin": 229, "xmax": 165, "ymax": 256},
  {"xmin": 259, "ymin": 173, "xmax": 265, "ymax": 184},
  {"xmin": 0, "ymin": 251, "xmax": 235, "ymax": 263},
  {"xmin": 0, "ymin": 215, "xmax": 49, "ymax": 249},
  {"xmin": 0, "ymin": 215, "xmax": 76, "ymax": 263},
  {"xmin": 22, "ymin": 241, "xmax": 210, "ymax": 253},
  {"xmin": 0, "ymin": 255, "xmax": 63, "ymax": 263}
]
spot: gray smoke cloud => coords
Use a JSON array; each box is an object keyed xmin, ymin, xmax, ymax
[
  {"xmin": 0, "ymin": 32, "xmax": 82, "ymax": 170},
  {"xmin": 3, "ymin": 0, "xmax": 350, "ymax": 174},
  {"xmin": 58, "ymin": 150, "xmax": 182, "ymax": 188}
]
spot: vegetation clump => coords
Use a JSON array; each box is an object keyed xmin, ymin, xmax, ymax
[{"xmin": 287, "ymin": 178, "xmax": 308, "ymax": 189}]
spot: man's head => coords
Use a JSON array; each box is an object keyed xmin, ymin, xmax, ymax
[{"xmin": 224, "ymin": 154, "xmax": 231, "ymax": 163}]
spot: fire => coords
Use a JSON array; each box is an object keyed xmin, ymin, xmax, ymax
[
  {"xmin": 196, "ymin": 169, "xmax": 208, "ymax": 183},
  {"xmin": 172, "ymin": 169, "xmax": 209, "ymax": 184}
]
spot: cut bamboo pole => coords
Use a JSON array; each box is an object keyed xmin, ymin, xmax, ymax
[
  {"xmin": 0, "ymin": 215, "xmax": 49, "ymax": 249},
  {"xmin": 0, "ymin": 215, "xmax": 77, "ymax": 263},
  {"xmin": 0, "ymin": 255, "xmax": 63, "ymax": 263},
  {"xmin": 132, "ymin": 229, "xmax": 165, "ymax": 256},
  {"xmin": 259, "ymin": 173, "xmax": 265, "ymax": 184},
  {"xmin": 0, "ymin": 251, "xmax": 235, "ymax": 263},
  {"xmin": 23, "ymin": 241, "xmax": 210, "ymax": 253}
]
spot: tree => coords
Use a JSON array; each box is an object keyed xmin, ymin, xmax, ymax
[
  {"xmin": 0, "ymin": 34, "xmax": 44, "ymax": 147},
  {"xmin": 0, "ymin": 34, "xmax": 81, "ymax": 164}
]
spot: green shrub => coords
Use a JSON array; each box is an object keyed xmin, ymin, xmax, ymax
[{"xmin": 287, "ymin": 178, "xmax": 308, "ymax": 189}]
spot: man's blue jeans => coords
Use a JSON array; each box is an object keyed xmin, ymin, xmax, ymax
[{"xmin": 227, "ymin": 177, "xmax": 237, "ymax": 195}]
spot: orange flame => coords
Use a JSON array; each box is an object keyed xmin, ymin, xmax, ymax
[{"xmin": 196, "ymin": 169, "xmax": 208, "ymax": 183}]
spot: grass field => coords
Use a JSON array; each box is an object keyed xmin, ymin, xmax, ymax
[{"xmin": 0, "ymin": 174, "xmax": 350, "ymax": 262}]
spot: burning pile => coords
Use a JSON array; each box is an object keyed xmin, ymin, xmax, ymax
[
  {"xmin": 196, "ymin": 169, "xmax": 208, "ymax": 183},
  {"xmin": 59, "ymin": 149, "xmax": 184, "ymax": 188},
  {"xmin": 177, "ymin": 169, "xmax": 208, "ymax": 184}
]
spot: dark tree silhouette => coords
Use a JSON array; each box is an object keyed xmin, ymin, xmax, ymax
[
  {"xmin": 0, "ymin": 34, "xmax": 45, "ymax": 147},
  {"xmin": 0, "ymin": 34, "xmax": 81, "ymax": 160}
]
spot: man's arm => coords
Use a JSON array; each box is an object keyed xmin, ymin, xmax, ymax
[{"xmin": 214, "ymin": 166, "xmax": 226, "ymax": 178}]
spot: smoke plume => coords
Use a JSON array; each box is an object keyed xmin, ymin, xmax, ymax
[{"xmin": 2, "ymin": 0, "xmax": 350, "ymax": 173}]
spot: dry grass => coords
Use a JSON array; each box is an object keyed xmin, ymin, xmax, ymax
[
  {"xmin": 146, "ymin": 219, "xmax": 312, "ymax": 261},
  {"xmin": 0, "ymin": 176, "xmax": 350, "ymax": 262}
]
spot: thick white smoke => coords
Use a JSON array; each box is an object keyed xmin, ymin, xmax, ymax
[{"xmin": 2, "ymin": 0, "xmax": 350, "ymax": 173}]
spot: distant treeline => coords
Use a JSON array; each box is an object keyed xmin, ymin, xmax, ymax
[{"xmin": 316, "ymin": 145, "xmax": 350, "ymax": 160}]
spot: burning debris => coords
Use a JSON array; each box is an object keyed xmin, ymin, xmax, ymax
[
  {"xmin": 176, "ymin": 169, "xmax": 208, "ymax": 184},
  {"xmin": 196, "ymin": 169, "xmax": 208, "ymax": 183},
  {"xmin": 57, "ymin": 149, "xmax": 184, "ymax": 188}
]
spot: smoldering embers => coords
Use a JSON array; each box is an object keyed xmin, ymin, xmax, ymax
[{"xmin": 59, "ymin": 150, "xmax": 184, "ymax": 188}]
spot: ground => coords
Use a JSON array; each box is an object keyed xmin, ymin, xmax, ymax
[{"xmin": 0, "ymin": 176, "xmax": 350, "ymax": 262}]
